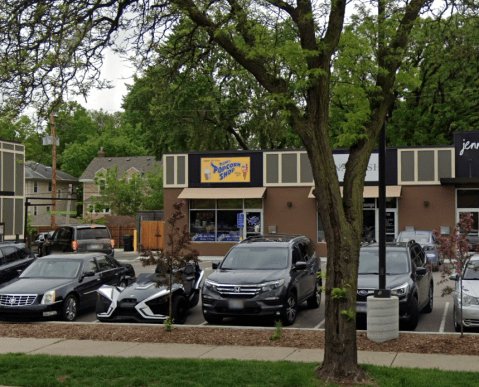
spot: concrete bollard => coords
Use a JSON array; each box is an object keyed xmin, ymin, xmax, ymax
[{"xmin": 367, "ymin": 296, "xmax": 399, "ymax": 343}]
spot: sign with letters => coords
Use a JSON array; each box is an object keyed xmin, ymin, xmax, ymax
[
  {"xmin": 201, "ymin": 157, "xmax": 251, "ymax": 183},
  {"xmin": 334, "ymin": 154, "xmax": 379, "ymax": 182}
]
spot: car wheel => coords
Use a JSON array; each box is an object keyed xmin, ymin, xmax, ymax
[
  {"xmin": 172, "ymin": 295, "xmax": 187, "ymax": 324},
  {"xmin": 407, "ymin": 296, "xmax": 419, "ymax": 331},
  {"xmin": 421, "ymin": 283, "xmax": 433, "ymax": 313},
  {"xmin": 62, "ymin": 295, "xmax": 78, "ymax": 322},
  {"xmin": 453, "ymin": 306, "xmax": 462, "ymax": 332},
  {"xmin": 203, "ymin": 315, "xmax": 223, "ymax": 324},
  {"xmin": 307, "ymin": 280, "xmax": 321, "ymax": 309},
  {"xmin": 281, "ymin": 291, "xmax": 298, "ymax": 326}
]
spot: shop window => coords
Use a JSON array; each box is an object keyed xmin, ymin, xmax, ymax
[
  {"xmin": 189, "ymin": 199, "xmax": 263, "ymax": 242},
  {"xmin": 363, "ymin": 198, "xmax": 376, "ymax": 209},
  {"xmin": 217, "ymin": 211, "xmax": 241, "ymax": 242},
  {"xmin": 457, "ymin": 190, "xmax": 479, "ymax": 208},
  {"xmin": 218, "ymin": 199, "xmax": 242, "ymax": 209},
  {"xmin": 245, "ymin": 198, "xmax": 262, "ymax": 208},
  {"xmin": 386, "ymin": 198, "xmax": 397, "ymax": 208},
  {"xmin": 190, "ymin": 199, "xmax": 215, "ymax": 209}
]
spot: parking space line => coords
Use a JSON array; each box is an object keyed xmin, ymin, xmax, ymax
[
  {"xmin": 314, "ymin": 319, "xmax": 325, "ymax": 329},
  {"xmin": 439, "ymin": 302, "xmax": 449, "ymax": 333}
]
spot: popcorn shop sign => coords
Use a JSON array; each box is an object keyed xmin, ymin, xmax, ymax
[{"xmin": 201, "ymin": 157, "xmax": 250, "ymax": 183}]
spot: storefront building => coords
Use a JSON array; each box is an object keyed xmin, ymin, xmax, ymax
[{"xmin": 163, "ymin": 131, "xmax": 479, "ymax": 257}]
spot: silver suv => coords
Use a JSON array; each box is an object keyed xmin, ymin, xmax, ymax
[{"xmin": 396, "ymin": 230, "xmax": 440, "ymax": 265}]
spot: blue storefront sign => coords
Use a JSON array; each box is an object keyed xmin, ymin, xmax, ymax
[{"xmin": 237, "ymin": 213, "xmax": 245, "ymax": 228}]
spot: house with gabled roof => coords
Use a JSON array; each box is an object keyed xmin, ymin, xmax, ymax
[
  {"xmin": 79, "ymin": 148, "xmax": 161, "ymax": 219},
  {"xmin": 25, "ymin": 161, "xmax": 79, "ymax": 225}
]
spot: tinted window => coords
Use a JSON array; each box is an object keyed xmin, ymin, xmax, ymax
[
  {"xmin": 292, "ymin": 245, "xmax": 305, "ymax": 264},
  {"xmin": 221, "ymin": 247, "xmax": 288, "ymax": 270},
  {"xmin": 96, "ymin": 256, "xmax": 116, "ymax": 271},
  {"xmin": 83, "ymin": 259, "xmax": 99, "ymax": 273},
  {"xmin": 16, "ymin": 247, "xmax": 30, "ymax": 259},
  {"xmin": 398, "ymin": 232, "xmax": 431, "ymax": 244},
  {"xmin": 21, "ymin": 259, "xmax": 81, "ymax": 278},
  {"xmin": 359, "ymin": 250, "xmax": 409, "ymax": 274},
  {"xmin": 76, "ymin": 227, "xmax": 111, "ymax": 240},
  {"xmin": 2, "ymin": 247, "xmax": 18, "ymax": 263}
]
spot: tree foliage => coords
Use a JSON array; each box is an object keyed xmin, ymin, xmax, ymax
[
  {"xmin": 1, "ymin": 0, "xmax": 475, "ymax": 382},
  {"xmin": 91, "ymin": 165, "xmax": 163, "ymax": 216},
  {"xmin": 121, "ymin": 21, "xmax": 301, "ymax": 158}
]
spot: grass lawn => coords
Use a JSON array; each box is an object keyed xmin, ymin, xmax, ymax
[{"xmin": 0, "ymin": 354, "xmax": 478, "ymax": 387}]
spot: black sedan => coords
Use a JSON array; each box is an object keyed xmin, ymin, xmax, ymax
[{"xmin": 0, "ymin": 253, "xmax": 135, "ymax": 322}]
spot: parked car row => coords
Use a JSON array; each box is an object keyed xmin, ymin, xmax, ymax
[{"xmin": 1, "ymin": 229, "xmax": 478, "ymax": 332}]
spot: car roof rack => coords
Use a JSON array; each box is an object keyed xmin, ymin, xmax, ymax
[{"xmin": 241, "ymin": 234, "xmax": 303, "ymax": 243}]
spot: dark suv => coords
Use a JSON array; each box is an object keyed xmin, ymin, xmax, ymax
[
  {"xmin": 356, "ymin": 241, "xmax": 433, "ymax": 330},
  {"xmin": 202, "ymin": 234, "xmax": 321, "ymax": 326},
  {"xmin": 43, "ymin": 225, "xmax": 115, "ymax": 258},
  {"xmin": 0, "ymin": 242, "xmax": 35, "ymax": 286}
]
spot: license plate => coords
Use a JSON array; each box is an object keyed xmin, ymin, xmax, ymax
[
  {"xmin": 356, "ymin": 302, "xmax": 367, "ymax": 313},
  {"xmin": 87, "ymin": 244, "xmax": 102, "ymax": 250},
  {"xmin": 228, "ymin": 300, "xmax": 245, "ymax": 310}
]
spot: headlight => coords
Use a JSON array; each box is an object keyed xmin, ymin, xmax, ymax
[
  {"xmin": 205, "ymin": 279, "xmax": 219, "ymax": 292},
  {"xmin": 261, "ymin": 279, "xmax": 285, "ymax": 293},
  {"xmin": 461, "ymin": 294, "xmax": 479, "ymax": 306},
  {"xmin": 391, "ymin": 283, "xmax": 409, "ymax": 296},
  {"xmin": 41, "ymin": 290, "xmax": 56, "ymax": 304}
]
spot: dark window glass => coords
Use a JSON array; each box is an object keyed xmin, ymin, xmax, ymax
[
  {"xmin": 76, "ymin": 227, "xmax": 110, "ymax": 240},
  {"xmin": 292, "ymin": 245, "xmax": 305, "ymax": 264},
  {"xmin": 16, "ymin": 248, "xmax": 29, "ymax": 259},
  {"xmin": 359, "ymin": 250, "xmax": 409, "ymax": 274},
  {"xmin": 386, "ymin": 198, "xmax": 397, "ymax": 208},
  {"xmin": 190, "ymin": 199, "xmax": 215, "ymax": 209},
  {"xmin": 221, "ymin": 247, "xmax": 288, "ymax": 270},
  {"xmin": 457, "ymin": 190, "xmax": 479, "ymax": 208},
  {"xmin": 84, "ymin": 259, "xmax": 99, "ymax": 273},
  {"xmin": 217, "ymin": 211, "xmax": 241, "ymax": 242},
  {"xmin": 244, "ymin": 199, "xmax": 262, "ymax": 209},
  {"xmin": 21, "ymin": 259, "xmax": 81, "ymax": 278},
  {"xmin": 3, "ymin": 247, "xmax": 18, "ymax": 263},
  {"xmin": 217, "ymin": 199, "xmax": 242, "ymax": 209},
  {"xmin": 96, "ymin": 256, "xmax": 115, "ymax": 271},
  {"xmin": 190, "ymin": 210, "xmax": 215, "ymax": 241}
]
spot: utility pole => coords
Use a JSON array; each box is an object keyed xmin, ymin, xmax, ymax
[{"xmin": 50, "ymin": 111, "xmax": 57, "ymax": 230}]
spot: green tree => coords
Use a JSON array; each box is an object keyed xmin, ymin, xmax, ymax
[
  {"xmin": 0, "ymin": 0, "xmax": 466, "ymax": 381},
  {"xmin": 122, "ymin": 23, "xmax": 300, "ymax": 157},
  {"xmin": 93, "ymin": 165, "xmax": 163, "ymax": 216}
]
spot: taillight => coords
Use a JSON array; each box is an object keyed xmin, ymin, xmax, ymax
[
  {"xmin": 72, "ymin": 240, "xmax": 78, "ymax": 251},
  {"xmin": 111, "ymin": 239, "xmax": 115, "ymax": 248}
]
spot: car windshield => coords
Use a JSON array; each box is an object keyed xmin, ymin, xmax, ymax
[
  {"xmin": 398, "ymin": 232, "xmax": 430, "ymax": 244},
  {"xmin": 77, "ymin": 228, "xmax": 110, "ymax": 240},
  {"xmin": 464, "ymin": 261, "xmax": 479, "ymax": 280},
  {"xmin": 221, "ymin": 247, "xmax": 288, "ymax": 270},
  {"xmin": 358, "ymin": 250, "xmax": 409, "ymax": 274},
  {"xmin": 20, "ymin": 259, "xmax": 81, "ymax": 279}
]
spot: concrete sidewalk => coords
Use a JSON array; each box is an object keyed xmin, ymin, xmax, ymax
[{"xmin": 0, "ymin": 337, "xmax": 478, "ymax": 372}]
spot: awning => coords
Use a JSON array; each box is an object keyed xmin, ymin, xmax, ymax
[
  {"xmin": 178, "ymin": 187, "xmax": 266, "ymax": 199},
  {"xmin": 308, "ymin": 185, "xmax": 402, "ymax": 199}
]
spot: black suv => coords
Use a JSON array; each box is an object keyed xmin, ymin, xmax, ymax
[
  {"xmin": 202, "ymin": 234, "xmax": 321, "ymax": 326},
  {"xmin": 356, "ymin": 241, "xmax": 433, "ymax": 330},
  {"xmin": 43, "ymin": 225, "xmax": 115, "ymax": 258},
  {"xmin": 0, "ymin": 242, "xmax": 35, "ymax": 286}
]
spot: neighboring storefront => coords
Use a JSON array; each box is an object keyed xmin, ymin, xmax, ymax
[{"xmin": 163, "ymin": 131, "xmax": 479, "ymax": 257}]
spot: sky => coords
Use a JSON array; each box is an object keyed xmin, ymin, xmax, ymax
[{"xmin": 71, "ymin": 48, "xmax": 135, "ymax": 113}]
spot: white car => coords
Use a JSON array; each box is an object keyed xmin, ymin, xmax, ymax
[{"xmin": 452, "ymin": 255, "xmax": 479, "ymax": 332}]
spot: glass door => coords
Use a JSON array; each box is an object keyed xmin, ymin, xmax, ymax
[{"xmin": 244, "ymin": 211, "xmax": 262, "ymax": 239}]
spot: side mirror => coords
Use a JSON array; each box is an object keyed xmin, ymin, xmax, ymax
[
  {"xmin": 449, "ymin": 273, "xmax": 459, "ymax": 281},
  {"xmin": 294, "ymin": 261, "xmax": 307, "ymax": 270},
  {"xmin": 416, "ymin": 266, "xmax": 428, "ymax": 275},
  {"xmin": 212, "ymin": 262, "xmax": 219, "ymax": 270},
  {"xmin": 82, "ymin": 271, "xmax": 96, "ymax": 278}
]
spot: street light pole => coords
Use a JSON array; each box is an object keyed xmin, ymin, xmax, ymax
[{"xmin": 50, "ymin": 111, "xmax": 57, "ymax": 230}]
